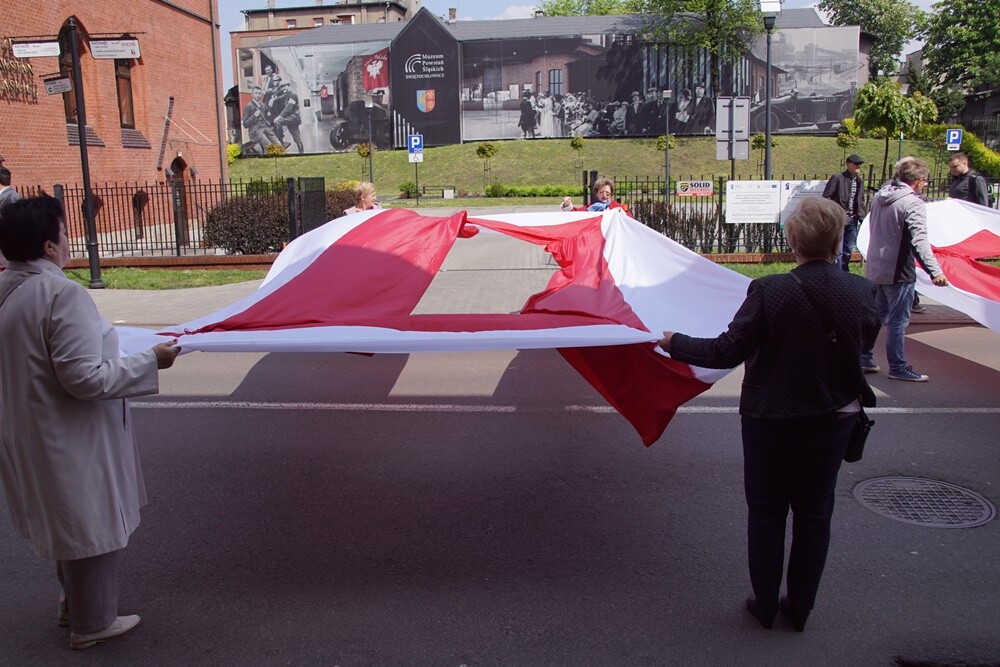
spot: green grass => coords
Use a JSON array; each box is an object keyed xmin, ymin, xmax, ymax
[
  {"xmin": 231, "ymin": 135, "xmax": 949, "ymax": 198},
  {"xmin": 64, "ymin": 268, "xmax": 266, "ymax": 290}
]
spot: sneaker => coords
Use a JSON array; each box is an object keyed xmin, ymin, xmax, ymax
[
  {"xmin": 70, "ymin": 615, "xmax": 140, "ymax": 650},
  {"xmin": 861, "ymin": 362, "xmax": 880, "ymax": 373},
  {"xmin": 888, "ymin": 366, "xmax": 929, "ymax": 382},
  {"xmin": 911, "ymin": 303, "xmax": 927, "ymax": 313}
]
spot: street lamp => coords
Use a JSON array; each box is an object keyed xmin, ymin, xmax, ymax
[
  {"xmin": 364, "ymin": 93, "xmax": 374, "ymax": 182},
  {"xmin": 759, "ymin": 0, "xmax": 781, "ymax": 180},
  {"xmin": 662, "ymin": 88, "xmax": 672, "ymax": 197}
]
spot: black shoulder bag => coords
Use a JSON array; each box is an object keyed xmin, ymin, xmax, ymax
[{"xmin": 790, "ymin": 272, "xmax": 874, "ymax": 462}]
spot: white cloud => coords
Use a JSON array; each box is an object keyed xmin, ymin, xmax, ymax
[{"xmin": 491, "ymin": 4, "xmax": 536, "ymax": 19}]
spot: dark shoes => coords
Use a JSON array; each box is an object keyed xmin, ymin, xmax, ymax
[
  {"xmin": 745, "ymin": 596, "xmax": 777, "ymax": 629},
  {"xmin": 911, "ymin": 303, "xmax": 927, "ymax": 314},
  {"xmin": 779, "ymin": 597, "xmax": 809, "ymax": 632}
]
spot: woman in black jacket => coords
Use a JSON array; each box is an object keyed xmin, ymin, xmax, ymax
[{"xmin": 659, "ymin": 196, "xmax": 880, "ymax": 631}]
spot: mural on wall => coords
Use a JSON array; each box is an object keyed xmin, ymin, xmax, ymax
[
  {"xmin": 748, "ymin": 25, "xmax": 860, "ymax": 134},
  {"xmin": 241, "ymin": 39, "xmax": 392, "ymax": 155},
  {"xmin": 236, "ymin": 13, "xmax": 861, "ymax": 153}
]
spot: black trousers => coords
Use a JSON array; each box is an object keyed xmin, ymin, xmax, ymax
[
  {"xmin": 56, "ymin": 549, "xmax": 123, "ymax": 633},
  {"xmin": 741, "ymin": 412, "xmax": 853, "ymax": 613}
]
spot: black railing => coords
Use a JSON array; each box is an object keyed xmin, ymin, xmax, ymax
[{"xmin": 44, "ymin": 178, "xmax": 301, "ymax": 259}]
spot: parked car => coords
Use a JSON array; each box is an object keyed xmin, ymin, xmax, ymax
[
  {"xmin": 329, "ymin": 100, "xmax": 392, "ymax": 150},
  {"xmin": 750, "ymin": 88, "xmax": 854, "ymax": 133}
]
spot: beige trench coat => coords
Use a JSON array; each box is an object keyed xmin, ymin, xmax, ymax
[{"xmin": 0, "ymin": 260, "xmax": 158, "ymax": 560}]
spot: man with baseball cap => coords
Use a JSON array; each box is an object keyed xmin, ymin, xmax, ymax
[{"xmin": 823, "ymin": 154, "xmax": 867, "ymax": 271}]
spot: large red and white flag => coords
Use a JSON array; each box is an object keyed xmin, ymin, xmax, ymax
[
  {"xmin": 121, "ymin": 209, "xmax": 750, "ymax": 444},
  {"xmin": 362, "ymin": 48, "xmax": 389, "ymax": 90},
  {"xmin": 858, "ymin": 198, "xmax": 1000, "ymax": 333}
]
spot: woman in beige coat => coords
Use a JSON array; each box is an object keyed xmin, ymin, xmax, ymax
[{"xmin": 0, "ymin": 196, "xmax": 179, "ymax": 650}]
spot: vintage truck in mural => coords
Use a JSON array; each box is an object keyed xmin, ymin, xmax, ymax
[
  {"xmin": 750, "ymin": 87, "xmax": 855, "ymax": 133},
  {"xmin": 328, "ymin": 99, "xmax": 392, "ymax": 150}
]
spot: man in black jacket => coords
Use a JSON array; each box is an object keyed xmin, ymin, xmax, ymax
[
  {"xmin": 948, "ymin": 152, "xmax": 990, "ymax": 206},
  {"xmin": 822, "ymin": 154, "xmax": 867, "ymax": 271}
]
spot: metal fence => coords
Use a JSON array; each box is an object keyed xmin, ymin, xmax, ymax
[
  {"xmin": 12, "ymin": 168, "xmax": 997, "ymax": 261},
  {"xmin": 611, "ymin": 169, "xmax": 998, "ymax": 255},
  {"xmin": 15, "ymin": 179, "xmax": 317, "ymax": 260}
]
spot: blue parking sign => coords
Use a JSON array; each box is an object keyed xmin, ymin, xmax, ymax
[
  {"xmin": 408, "ymin": 134, "xmax": 423, "ymax": 153},
  {"xmin": 946, "ymin": 128, "xmax": 963, "ymax": 150}
]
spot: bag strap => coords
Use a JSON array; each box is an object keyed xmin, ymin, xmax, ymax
[{"xmin": 790, "ymin": 270, "xmax": 875, "ymax": 406}]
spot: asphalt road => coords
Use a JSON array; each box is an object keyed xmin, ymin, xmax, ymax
[{"xmin": 1, "ymin": 238, "xmax": 998, "ymax": 664}]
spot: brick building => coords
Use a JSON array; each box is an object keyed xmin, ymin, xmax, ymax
[{"xmin": 0, "ymin": 0, "xmax": 227, "ymax": 192}]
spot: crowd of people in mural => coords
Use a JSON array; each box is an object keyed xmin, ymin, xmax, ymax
[{"xmin": 516, "ymin": 82, "xmax": 715, "ymax": 140}]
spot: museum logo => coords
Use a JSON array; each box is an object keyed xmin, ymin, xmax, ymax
[{"xmin": 404, "ymin": 53, "xmax": 445, "ymax": 80}]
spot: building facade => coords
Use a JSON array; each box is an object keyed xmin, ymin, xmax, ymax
[{"xmin": 0, "ymin": 0, "xmax": 227, "ymax": 191}]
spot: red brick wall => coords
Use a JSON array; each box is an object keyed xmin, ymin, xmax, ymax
[{"xmin": 0, "ymin": 0, "xmax": 226, "ymax": 191}]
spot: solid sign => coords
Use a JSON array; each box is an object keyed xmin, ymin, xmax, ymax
[
  {"xmin": 43, "ymin": 77, "xmax": 72, "ymax": 95},
  {"xmin": 676, "ymin": 180, "xmax": 714, "ymax": 197},
  {"xmin": 946, "ymin": 128, "xmax": 963, "ymax": 151},
  {"xmin": 11, "ymin": 41, "xmax": 60, "ymax": 58},
  {"xmin": 726, "ymin": 181, "xmax": 781, "ymax": 224},
  {"xmin": 89, "ymin": 38, "xmax": 141, "ymax": 59},
  {"xmin": 407, "ymin": 134, "xmax": 424, "ymax": 163}
]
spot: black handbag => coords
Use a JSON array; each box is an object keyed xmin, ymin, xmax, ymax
[
  {"xmin": 844, "ymin": 408, "xmax": 874, "ymax": 463},
  {"xmin": 790, "ymin": 272, "xmax": 875, "ymax": 462}
]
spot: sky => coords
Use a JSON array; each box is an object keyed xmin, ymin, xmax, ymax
[{"xmin": 216, "ymin": 0, "xmax": 932, "ymax": 90}]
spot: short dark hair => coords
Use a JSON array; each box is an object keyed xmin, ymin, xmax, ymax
[
  {"xmin": 0, "ymin": 166, "xmax": 11, "ymax": 187},
  {"xmin": 0, "ymin": 195, "xmax": 64, "ymax": 262}
]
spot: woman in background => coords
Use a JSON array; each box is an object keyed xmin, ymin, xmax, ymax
[{"xmin": 343, "ymin": 181, "xmax": 381, "ymax": 215}]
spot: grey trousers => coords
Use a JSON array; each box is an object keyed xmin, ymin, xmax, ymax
[{"xmin": 56, "ymin": 549, "xmax": 122, "ymax": 633}]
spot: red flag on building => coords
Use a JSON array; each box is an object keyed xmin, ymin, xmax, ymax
[{"xmin": 362, "ymin": 49, "xmax": 389, "ymax": 90}]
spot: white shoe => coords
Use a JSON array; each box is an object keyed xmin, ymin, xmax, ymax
[{"xmin": 70, "ymin": 615, "xmax": 140, "ymax": 650}]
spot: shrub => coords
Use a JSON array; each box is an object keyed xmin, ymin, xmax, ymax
[
  {"xmin": 398, "ymin": 181, "xmax": 417, "ymax": 198},
  {"xmin": 265, "ymin": 143, "xmax": 286, "ymax": 157},
  {"xmin": 226, "ymin": 143, "xmax": 241, "ymax": 165},
  {"xmin": 204, "ymin": 194, "xmax": 289, "ymax": 254},
  {"xmin": 325, "ymin": 187, "xmax": 357, "ymax": 219}
]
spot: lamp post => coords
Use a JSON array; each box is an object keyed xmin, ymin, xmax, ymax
[
  {"xmin": 759, "ymin": 0, "xmax": 781, "ymax": 180},
  {"xmin": 364, "ymin": 94, "xmax": 374, "ymax": 182},
  {"xmin": 663, "ymin": 88, "xmax": 672, "ymax": 197}
]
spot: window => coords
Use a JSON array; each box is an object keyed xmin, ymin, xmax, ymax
[
  {"xmin": 548, "ymin": 69, "xmax": 563, "ymax": 97},
  {"xmin": 286, "ymin": 19, "xmax": 297, "ymax": 28},
  {"xmin": 314, "ymin": 17, "xmax": 323, "ymax": 27},
  {"xmin": 535, "ymin": 71, "xmax": 541, "ymax": 94},
  {"xmin": 58, "ymin": 26, "xmax": 77, "ymax": 122},
  {"xmin": 115, "ymin": 59, "xmax": 135, "ymax": 128}
]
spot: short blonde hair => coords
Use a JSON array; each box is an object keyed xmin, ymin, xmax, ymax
[
  {"xmin": 784, "ymin": 197, "xmax": 846, "ymax": 261},
  {"xmin": 354, "ymin": 181, "xmax": 376, "ymax": 204}
]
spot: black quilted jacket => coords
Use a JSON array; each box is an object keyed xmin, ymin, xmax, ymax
[{"xmin": 669, "ymin": 260, "xmax": 880, "ymax": 419}]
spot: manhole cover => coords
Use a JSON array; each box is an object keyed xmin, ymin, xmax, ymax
[{"xmin": 853, "ymin": 477, "xmax": 995, "ymax": 528}]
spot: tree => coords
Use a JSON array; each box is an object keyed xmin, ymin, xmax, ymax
[
  {"xmin": 570, "ymin": 136, "xmax": 585, "ymax": 167},
  {"xmin": 818, "ymin": 0, "xmax": 923, "ymax": 77},
  {"xmin": 643, "ymin": 0, "xmax": 763, "ymax": 99},
  {"xmin": 751, "ymin": 132, "xmax": 778, "ymax": 177},
  {"xmin": 923, "ymin": 0, "xmax": 1000, "ymax": 92},
  {"xmin": 476, "ymin": 142, "xmax": 499, "ymax": 189},
  {"xmin": 541, "ymin": 0, "xmax": 763, "ymax": 99},
  {"xmin": 853, "ymin": 80, "xmax": 937, "ymax": 181}
]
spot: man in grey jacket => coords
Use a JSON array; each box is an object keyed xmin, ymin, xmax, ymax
[{"xmin": 861, "ymin": 158, "xmax": 948, "ymax": 381}]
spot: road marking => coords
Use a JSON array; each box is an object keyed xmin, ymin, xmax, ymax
[{"xmin": 131, "ymin": 401, "xmax": 1000, "ymax": 415}]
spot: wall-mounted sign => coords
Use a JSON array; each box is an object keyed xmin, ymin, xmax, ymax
[
  {"xmin": 11, "ymin": 41, "xmax": 60, "ymax": 58},
  {"xmin": 677, "ymin": 180, "xmax": 713, "ymax": 197},
  {"xmin": 43, "ymin": 76, "xmax": 72, "ymax": 95},
  {"xmin": 89, "ymin": 38, "xmax": 140, "ymax": 59}
]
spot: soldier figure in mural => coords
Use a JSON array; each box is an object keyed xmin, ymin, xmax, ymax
[
  {"xmin": 271, "ymin": 81, "xmax": 304, "ymax": 154},
  {"xmin": 242, "ymin": 84, "xmax": 285, "ymax": 154},
  {"xmin": 262, "ymin": 65, "xmax": 282, "ymax": 109},
  {"xmin": 518, "ymin": 91, "xmax": 536, "ymax": 139}
]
